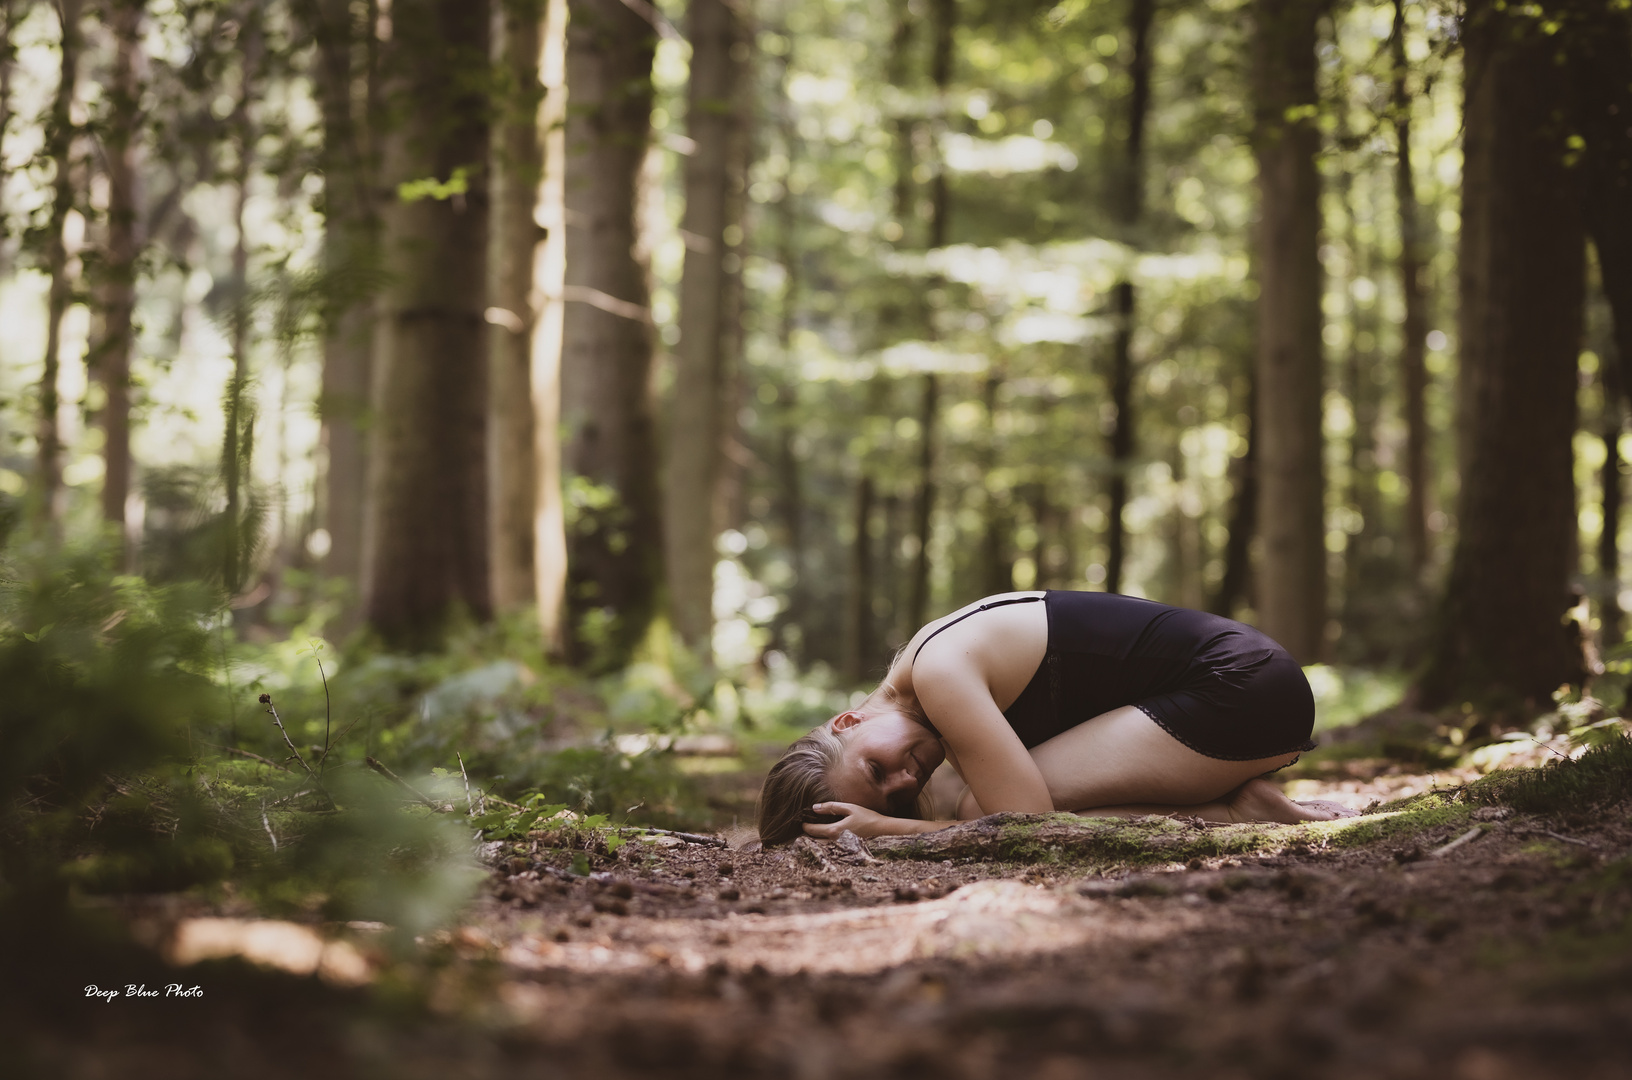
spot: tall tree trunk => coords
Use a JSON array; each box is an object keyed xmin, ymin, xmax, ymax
[
  {"xmin": 559, "ymin": 0, "xmax": 660, "ymax": 669},
  {"xmin": 1211, "ymin": 374, "xmax": 1257, "ymax": 617},
  {"xmin": 313, "ymin": 0, "xmax": 377, "ymax": 623},
  {"xmin": 1600, "ymin": 338, "xmax": 1624, "ymax": 641},
  {"xmin": 666, "ymin": 0, "xmax": 745, "ymax": 648},
  {"xmin": 1104, "ymin": 0, "xmax": 1154, "ymax": 597},
  {"xmin": 1416, "ymin": 0, "xmax": 1586, "ymax": 708},
  {"xmin": 487, "ymin": 0, "xmax": 544, "ymax": 614},
  {"xmin": 1250, "ymin": 0, "xmax": 1325, "ymax": 662},
  {"xmin": 532, "ymin": 0, "xmax": 569, "ymax": 653},
  {"xmin": 1391, "ymin": 0, "xmax": 1430, "ymax": 586},
  {"xmin": 906, "ymin": 0, "xmax": 954, "ymax": 628},
  {"xmin": 98, "ymin": 0, "xmax": 143, "ymax": 562},
  {"xmin": 769, "ymin": 36, "xmax": 805, "ymax": 656},
  {"xmin": 34, "ymin": 0, "xmax": 83, "ymax": 533},
  {"xmin": 364, "ymin": 0, "xmax": 493, "ymax": 648},
  {"xmin": 221, "ymin": 14, "xmax": 262, "ymax": 597}
]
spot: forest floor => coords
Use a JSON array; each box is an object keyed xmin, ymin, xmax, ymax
[{"xmin": 16, "ymin": 731, "xmax": 1632, "ymax": 1080}]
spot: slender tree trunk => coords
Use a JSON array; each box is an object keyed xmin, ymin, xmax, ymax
[
  {"xmin": 221, "ymin": 15, "xmax": 262, "ymax": 597},
  {"xmin": 1417, "ymin": 0, "xmax": 1586, "ymax": 708},
  {"xmin": 666, "ymin": 0, "xmax": 745, "ymax": 648},
  {"xmin": 560, "ymin": 0, "xmax": 660, "ymax": 668},
  {"xmin": 313, "ymin": 0, "xmax": 377, "ymax": 621},
  {"xmin": 906, "ymin": 0, "xmax": 954, "ymax": 628},
  {"xmin": 1600, "ymin": 343, "xmax": 1624, "ymax": 640},
  {"xmin": 1250, "ymin": 0, "xmax": 1326, "ymax": 662},
  {"xmin": 364, "ymin": 0, "xmax": 493, "ymax": 648},
  {"xmin": 1392, "ymin": 0, "xmax": 1430, "ymax": 585},
  {"xmin": 533, "ymin": 0, "xmax": 569, "ymax": 652},
  {"xmin": 34, "ymin": 0, "xmax": 83, "ymax": 533},
  {"xmin": 487, "ymin": 0, "xmax": 544, "ymax": 614},
  {"xmin": 99, "ymin": 0, "xmax": 143, "ymax": 562},
  {"xmin": 1104, "ymin": 0, "xmax": 1154, "ymax": 596},
  {"xmin": 769, "ymin": 38, "xmax": 805, "ymax": 655},
  {"xmin": 1211, "ymin": 374, "xmax": 1257, "ymax": 617}
]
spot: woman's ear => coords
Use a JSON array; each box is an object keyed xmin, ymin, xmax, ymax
[{"xmin": 830, "ymin": 710, "xmax": 865, "ymax": 733}]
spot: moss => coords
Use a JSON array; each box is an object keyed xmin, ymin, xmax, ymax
[
  {"xmin": 1463, "ymin": 734, "xmax": 1632, "ymax": 815},
  {"xmin": 1314, "ymin": 798, "xmax": 1470, "ymax": 848}
]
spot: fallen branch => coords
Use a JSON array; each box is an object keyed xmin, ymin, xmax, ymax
[
  {"xmin": 259, "ymin": 695, "xmax": 335, "ymax": 810},
  {"xmin": 1429, "ymin": 826, "xmax": 1484, "ymax": 859},
  {"xmin": 365, "ymin": 756, "xmax": 447, "ymax": 811},
  {"xmin": 1539, "ymin": 829, "xmax": 1593, "ymax": 848},
  {"xmin": 623, "ymin": 826, "xmax": 728, "ymax": 848}
]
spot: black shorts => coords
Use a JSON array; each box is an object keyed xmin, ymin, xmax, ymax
[{"xmin": 1002, "ymin": 591, "xmax": 1317, "ymax": 761}]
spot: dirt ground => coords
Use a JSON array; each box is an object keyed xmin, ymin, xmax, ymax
[{"xmin": 17, "ymin": 763, "xmax": 1632, "ymax": 1080}]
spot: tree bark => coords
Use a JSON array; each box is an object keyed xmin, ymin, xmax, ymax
[
  {"xmin": 364, "ymin": 0, "xmax": 493, "ymax": 648},
  {"xmin": 34, "ymin": 0, "xmax": 83, "ymax": 533},
  {"xmin": 1211, "ymin": 372, "xmax": 1257, "ymax": 617},
  {"xmin": 1250, "ymin": 0, "xmax": 1326, "ymax": 662},
  {"xmin": 533, "ymin": 0, "xmax": 569, "ymax": 653},
  {"xmin": 666, "ymin": 0, "xmax": 746, "ymax": 648},
  {"xmin": 1104, "ymin": 0, "xmax": 1154, "ymax": 597},
  {"xmin": 980, "ymin": 374, "xmax": 1012, "ymax": 596},
  {"xmin": 560, "ymin": 0, "xmax": 660, "ymax": 669},
  {"xmin": 1417, "ymin": 0, "xmax": 1586, "ymax": 708},
  {"xmin": 98, "ymin": 0, "xmax": 143, "ymax": 562},
  {"xmin": 312, "ymin": 0, "xmax": 377, "ymax": 621},
  {"xmin": 845, "ymin": 473, "xmax": 876, "ymax": 683},
  {"xmin": 487, "ymin": 0, "xmax": 544, "ymax": 614},
  {"xmin": 1391, "ymin": 0, "xmax": 1430, "ymax": 585},
  {"xmin": 221, "ymin": 14, "xmax": 263, "ymax": 597},
  {"xmin": 1600, "ymin": 342, "xmax": 1624, "ymax": 640}
]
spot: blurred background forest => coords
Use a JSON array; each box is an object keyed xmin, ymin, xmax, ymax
[{"xmin": 1, "ymin": 0, "xmax": 1630, "ymax": 862}]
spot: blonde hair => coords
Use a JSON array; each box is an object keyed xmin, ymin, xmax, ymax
[{"xmin": 755, "ymin": 687, "xmax": 934, "ymax": 846}]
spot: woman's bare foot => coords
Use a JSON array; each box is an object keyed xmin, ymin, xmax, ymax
[{"xmin": 1225, "ymin": 778, "xmax": 1357, "ymax": 824}]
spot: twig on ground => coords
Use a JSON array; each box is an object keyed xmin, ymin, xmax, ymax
[
  {"xmin": 622, "ymin": 826, "xmax": 728, "ymax": 848},
  {"xmin": 1430, "ymin": 826, "xmax": 1484, "ymax": 859},
  {"xmin": 268, "ymin": 788, "xmax": 316, "ymax": 809},
  {"xmin": 206, "ymin": 743, "xmax": 291, "ymax": 772},
  {"xmin": 365, "ymin": 756, "xmax": 448, "ymax": 811},
  {"xmin": 259, "ymin": 694, "xmax": 335, "ymax": 809},
  {"xmin": 1539, "ymin": 829, "xmax": 1593, "ymax": 848}
]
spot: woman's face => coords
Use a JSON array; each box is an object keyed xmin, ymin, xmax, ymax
[{"xmin": 826, "ymin": 709, "xmax": 946, "ymax": 816}]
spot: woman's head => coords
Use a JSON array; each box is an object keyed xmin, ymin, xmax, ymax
[{"xmin": 756, "ymin": 693, "xmax": 944, "ymax": 846}]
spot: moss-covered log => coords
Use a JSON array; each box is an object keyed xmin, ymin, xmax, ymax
[{"xmin": 867, "ymin": 812, "xmax": 1291, "ymax": 866}]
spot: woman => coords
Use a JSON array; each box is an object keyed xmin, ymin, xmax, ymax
[{"xmin": 757, "ymin": 590, "xmax": 1354, "ymax": 846}]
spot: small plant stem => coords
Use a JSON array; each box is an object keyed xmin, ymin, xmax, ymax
[
  {"xmin": 365, "ymin": 756, "xmax": 447, "ymax": 811},
  {"xmin": 260, "ymin": 798, "xmax": 279, "ymax": 852},
  {"xmin": 456, "ymin": 752, "xmax": 482, "ymax": 816},
  {"xmin": 316, "ymin": 654, "xmax": 331, "ymax": 776},
  {"xmin": 621, "ymin": 826, "xmax": 728, "ymax": 848},
  {"xmin": 1429, "ymin": 826, "xmax": 1484, "ymax": 859},
  {"xmin": 260, "ymin": 694, "xmax": 335, "ymax": 809}
]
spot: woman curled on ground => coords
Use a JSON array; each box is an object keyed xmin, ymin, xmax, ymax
[{"xmin": 757, "ymin": 590, "xmax": 1355, "ymax": 846}]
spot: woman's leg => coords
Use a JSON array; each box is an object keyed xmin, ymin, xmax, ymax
[{"xmin": 1014, "ymin": 705, "xmax": 1351, "ymax": 823}]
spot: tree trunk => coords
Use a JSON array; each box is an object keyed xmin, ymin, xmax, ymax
[
  {"xmin": 487, "ymin": 0, "xmax": 544, "ymax": 614},
  {"xmin": 980, "ymin": 374, "xmax": 1012, "ymax": 597},
  {"xmin": 559, "ymin": 0, "xmax": 660, "ymax": 669},
  {"xmin": 906, "ymin": 0, "xmax": 954, "ymax": 629},
  {"xmin": 1211, "ymin": 374, "xmax": 1257, "ymax": 617},
  {"xmin": 1416, "ymin": 0, "xmax": 1586, "ymax": 708},
  {"xmin": 313, "ymin": 0, "xmax": 377, "ymax": 621},
  {"xmin": 1392, "ymin": 0, "xmax": 1430, "ymax": 586},
  {"xmin": 221, "ymin": 15, "xmax": 262, "ymax": 597},
  {"xmin": 1250, "ymin": 0, "xmax": 1326, "ymax": 662},
  {"xmin": 532, "ymin": 0, "xmax": 569, "ymax": 653},
  {"xmin": 1600, "ymin": 342, "xmax": 1624, "ymax": 641},
  {"xmin": 665, "ymin": 0, "xmax": 746, "ymax": 648},
  {"xmin": 364, "ymin": 0, "xmax": 493, "ymax": 648},
  {"xmin": 98, "ymin": 0, "xmax": 143, "ymax": 562},
  {"xmin": 1104, "ymin": 0, "xmax": 1154, "ymax": 597},
  {"xmin": 34, "ymin": 0, "xmax": 83, "ymax": 533}
]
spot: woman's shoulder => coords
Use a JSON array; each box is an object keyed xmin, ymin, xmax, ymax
[{"xmin": 896, "ymin": 591, "xmax": 1048, "ymax": 680}]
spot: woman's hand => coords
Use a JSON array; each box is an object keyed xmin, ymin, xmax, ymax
[{"xmin": 801, "ymin": 801, "xmax": 892, "ymax": 839}]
